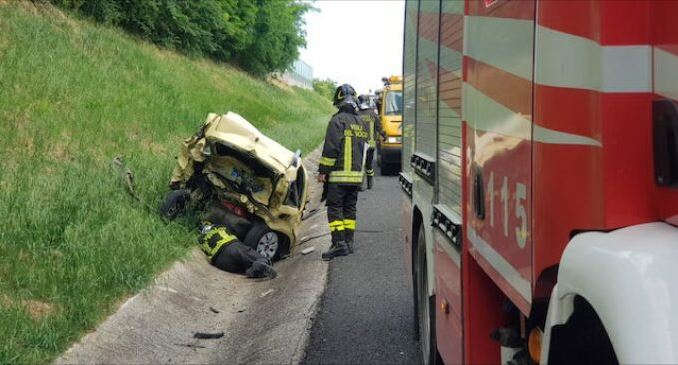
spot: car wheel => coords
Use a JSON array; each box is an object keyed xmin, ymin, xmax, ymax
[
  {"xmin": 160, "ymin": 189, "xmax": 190, "ymax": 220},
  {"xmin": 244, "ymin": 223, "xmax": 281, "ymax": 261}
]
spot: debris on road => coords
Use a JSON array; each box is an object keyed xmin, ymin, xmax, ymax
[
  {"xmin": 174, "ymin": 343, "xmax": 207, "ymax": 349},
  {"xmin": 260, "ymin": 289, "xmax": 275, "ymax": 298},
  {"xmin": 193, "ymin": 332, "xmax": 225, "ymax": 339},
  {"xmin": 298, "ymin": 233, "xmax": 331, "ymax": 245},
  {"xmin": 301, "ymin": 247, "xmax": 315, "ymax": 255},
  {"xmin": 302, "ymin": 208, "xmax": 324, "ymax": 221},
  {"xmin": 209, "ymin": 307, "xmax": 220, "ymax": 314}
]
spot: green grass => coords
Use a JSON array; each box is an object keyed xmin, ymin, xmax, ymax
[{"xmin": 0, "ymin": 3, "xmax": 333, "ymax": 363}]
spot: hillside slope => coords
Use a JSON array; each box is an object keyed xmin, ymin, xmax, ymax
[{"xmin": 0, "ymin": 3, "xmax": 332, "ymax": 363}]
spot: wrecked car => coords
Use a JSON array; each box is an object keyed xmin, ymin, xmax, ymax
[{"xmin": 161, "ymin": 112, "xmax": 309, "ymax": 261}]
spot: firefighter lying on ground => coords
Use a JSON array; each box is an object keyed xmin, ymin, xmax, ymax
[
  {"xmin": 198, "ymin": 222, "xmax": 277, "ymax": 279},
  {"xmin": 357, "ymin": 94, "xmax": 385, "ymax": 189},
  {"xmin": 318, "ymin": 84, "xmax": 368, "ymax": 261}
]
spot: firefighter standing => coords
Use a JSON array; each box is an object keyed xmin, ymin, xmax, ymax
[
  {"xmin": 198, "ymin": 222, "xmax": 277, "ymax": 278},
  {"xmin": 357, "ymin": 94, "xmax": 384, "ymax": 189},
  {"xmin": 318, "ymin": 84, "xmax": 367, "ymax": 260}
]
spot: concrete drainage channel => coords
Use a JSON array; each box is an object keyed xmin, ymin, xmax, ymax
[{"xmin": 56, "ymin": 148, "xmax": 332, "ymax": 365}]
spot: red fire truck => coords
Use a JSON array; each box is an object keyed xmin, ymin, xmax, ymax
[{"xmin": 400, "ymin": 1, "xmax": 678, "ymax": 364}]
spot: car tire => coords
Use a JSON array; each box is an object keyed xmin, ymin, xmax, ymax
[
  {"xmin": 244, "ymin": 222, "xmax": 283, "ymax": 261},
  {"xmin": 160, "ymin": 189, "xmax": 190, "ymax": 220}
]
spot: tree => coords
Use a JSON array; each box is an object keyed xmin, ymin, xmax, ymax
[
  {"xmin": 44, "ymin": 0, "xmax": 311, "ymax": 76},
  {"xmin": 313, "ymin": 78, "xmax": 337, "ymax": 101},
  {"xmin": 235, "ymin": 0, "xmax": 312, "ymax": 76}
]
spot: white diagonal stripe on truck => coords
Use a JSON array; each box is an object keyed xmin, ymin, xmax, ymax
[
  {"xmin": 467, "ymin": 226, "xmax": 532, "ymax": 303},
  {"xmin": 463, "ymin": 15, "xmax": 535, "ymax": 81},
  {"xmin": 463, "ymin": 82, "xmax": 602, "ymax": 147},
  {"xmin": 536, "ymin": 25, "xmax": 652, "ymax": 92},
  {"xmin": 463, "ymin": 15, "xmax": 653, "ymax": 93},
  {"xmin": 654, "ymin": 47, "xmax": 678, "ymax": 101}
]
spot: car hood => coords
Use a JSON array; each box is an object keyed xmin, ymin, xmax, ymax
[{"xmin": 203, "ymin": 112, "xmax": 298, "ymax": 178}]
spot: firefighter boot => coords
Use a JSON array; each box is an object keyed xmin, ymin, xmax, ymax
[
  {"xmin": 345, "ymin": 230, "xmax": 355, "ymax": 254},
  {"xmin": 321, "ymin": 241, "xmax": 349, "ymax": 261},
  {"xmin": 345, "ymin": 240, "xmax": 354, "ymax": 254},
  {"xmin": 367, "ymin": 175, "xmax": 374, "ymax": 190},
  {"xmin": 246, "ymin": 261, "xmax": 277, "ymax": 279}
]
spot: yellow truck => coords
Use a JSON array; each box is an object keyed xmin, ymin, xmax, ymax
[{"xmin": 376, "ymin": 75, "xmax": 403, "ymax": 175}]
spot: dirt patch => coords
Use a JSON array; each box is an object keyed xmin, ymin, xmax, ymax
[
  {"xmin": 16, "ymin": 1, "xmax": 40, "ymax": 15},
  {"xmin": 0, "ymin": 294, "xmax": 55, "ymax": 320},
  {"xmin": 0, "ymin": 178, "xmax": 9, "ymax": 191},
  {"xmin": 0, "ymin": 12, "xmax": 8, "ymax": 55},
  {"xmin": 146, "ymin": 141, "xmax": 168, "ymax": 156},
  {"xmin": 49, "ymin": 143, "xmax": 68, "ymax": 162},
  {"xmin": 48, "ymin": 249, "xmax": 64, "ymax": 259},
  {"xmin": 15, "ymin": 1, "xmax": 81, "ymax": 34},
  {"xmin": 23, "ymin": 300, "xmax": 55, "ymax": 320},
  {"xmin": 0, "ymin": 294, "xmax": 13, "ymax": 308},
  {"xmin": 4, "ymin": 110, "xmax": 36, "ymax": 160},
  {"xmin": 17, "ymin": 249, "xmax": 30, "ymax": 262},
  {"xmin": 144, "ymin": 42, "xmax": 177, "ymax": 62},
  {"xmin": 267, "ymin": 76, "xmax": 293, "ymax": 91},
  {"xmin": 49, "ymin": 131, "xmax": 73, "ymax": 162}
]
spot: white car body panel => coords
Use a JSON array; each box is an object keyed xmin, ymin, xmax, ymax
[{"xmin": 542, "ymin": 222, "xmax": 678, "ymax": 364}]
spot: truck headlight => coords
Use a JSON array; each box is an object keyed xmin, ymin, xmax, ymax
[{"xmin": 386, "ymin": 136, "xmax": 402, "ymax": 143}]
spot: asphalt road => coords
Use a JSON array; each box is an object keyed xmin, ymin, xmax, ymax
[{"xmin": 302, "ymin": 172, "xmax": 421, "ymax": 365}]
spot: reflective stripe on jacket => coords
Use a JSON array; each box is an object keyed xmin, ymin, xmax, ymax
[
  {"xmin": 318, "ymin": 110, "xmax": 367, "ymax": 185},
  {"xmin": 199, "ymin": 226, "xmax": 238, "ymax": 261},
  {"xmin": 357, "ymin": 108, "xmax": 382, "ymax": 147}
]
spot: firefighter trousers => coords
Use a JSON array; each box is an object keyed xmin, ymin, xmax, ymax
[
  {"xmin": 212, "ymin": 241, "xmax": 270, "ymax": 274},
  {"xmin": 365, "ymin": 147, "xmax": 376, "ymax": 177},
  {"xmin": 326, "ymin": 183, "xmax": 359, "ymax": 244}
]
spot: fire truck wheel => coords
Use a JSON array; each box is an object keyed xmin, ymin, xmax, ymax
[
  {"xmin": 415, "ymin": 228, "xmax": 437, "ymax": 365},
  {"xmin": 380, "ymin": 162, "xmax": 394, "ymax": 176}
]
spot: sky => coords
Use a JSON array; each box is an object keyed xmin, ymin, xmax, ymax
[{"xmin": 299, "ymin": 0, "xmax": 405, "ymax": 95}]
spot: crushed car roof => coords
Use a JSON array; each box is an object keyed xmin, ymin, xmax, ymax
[{"xmin": 204, "ymin": 112, "xmax": 297, "ymax": 175}]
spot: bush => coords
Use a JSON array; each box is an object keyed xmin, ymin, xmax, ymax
[
  {"xmin": 43, "ymin": 0, "xmax": 311, "ymax": 76},
  {"xmin": 313, "ymin": 78, "xmax": 338, "ymax": 101}
]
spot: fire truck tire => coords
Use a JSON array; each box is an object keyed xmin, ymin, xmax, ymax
[
  {"xmin": 381, "ymin": 162, "xmax": 397, "ymax": 176},
  {"xmin": 380, "ymin": 163, "xmax": 390, "ymax": 176},
  {"xmin": 414, "ymin": 228, "xmax": 438, "ymax": 365}
]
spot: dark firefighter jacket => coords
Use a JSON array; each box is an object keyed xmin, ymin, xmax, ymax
[
  {"xmin": 319, "ymin": 107, "xmax": 367, "ymax": 185},
  {"xmin": 199, "ymin": 226, "xmax": 238, "ymax": 262},
  {"xmin": 358, "ymin": 108, "xmax": 384, "ymax": 147}
]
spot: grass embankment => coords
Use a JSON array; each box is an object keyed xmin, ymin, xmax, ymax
[{"xmin": 0, "ymin": 3, "xmax": 333, "ymax": 363}]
